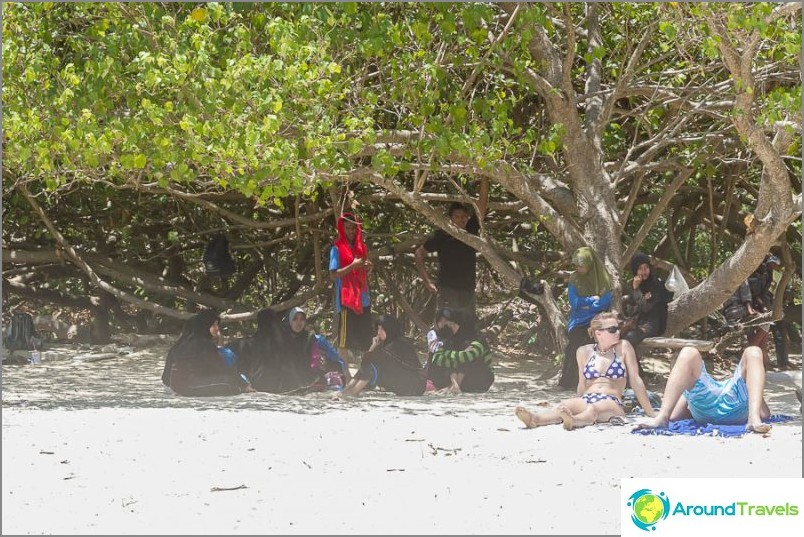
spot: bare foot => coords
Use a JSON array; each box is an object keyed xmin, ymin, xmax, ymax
[
  {"xmin": 746, "ymin": 422, "xmax": 772, "ymax": 434},
  {"xmin": 515, "ymin": 406, "xmax": 537, "ymax": 429},
  {"xmin": 633, "ymin": 417, "xmax": 670, "ymax": 431},
  {"xmin": 557, "ymin": 404, "xmax": 574, "ymax": 431}
]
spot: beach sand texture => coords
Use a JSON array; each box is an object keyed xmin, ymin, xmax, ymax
[{"xmin": 2, "ymin": 344, "xmax": 801, "ymax": 535}]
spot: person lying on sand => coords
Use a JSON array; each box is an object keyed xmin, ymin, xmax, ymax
[
  {"xmin": 633, "ymin": 345, "xmax": 773, "ymax": 434},
  {"xmin": 515, "ymin": 311, "xmax": 655, "ymax": 431}
]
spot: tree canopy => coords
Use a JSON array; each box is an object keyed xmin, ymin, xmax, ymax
[{"xmin": 3, "ymin": 2, "xmax": 801, "ymax": 352}]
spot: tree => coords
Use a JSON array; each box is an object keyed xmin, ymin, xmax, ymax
[{"xmin": 3, "ymin": 3, "xmax": 800, "ymax": 351}]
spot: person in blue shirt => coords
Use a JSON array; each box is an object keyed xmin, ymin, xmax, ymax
[
  {"xmin": 329, "ymin": 213, "xmax": 374, "ymax": 361},
  {"xmin": 558, "ymin": 247, "xmax": 613, "ymax": 389}
]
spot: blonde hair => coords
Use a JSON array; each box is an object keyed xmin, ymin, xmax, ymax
[{"xmin": 587, "ymin": 311, "xmax": 620, "ymax": 339}]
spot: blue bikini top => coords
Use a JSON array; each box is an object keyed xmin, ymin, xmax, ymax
[{"xmin": 583, "ymin": 345, "xmax": 626, "ymax": 380}]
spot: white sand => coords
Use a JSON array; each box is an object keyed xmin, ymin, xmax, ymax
[{"xmin": 2, "ymin": 347, "xmax": 802, "ymax": 535}]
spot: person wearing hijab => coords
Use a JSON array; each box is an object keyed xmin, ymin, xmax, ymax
[
  {"xmin": 427, "ymin": 308, "xmax": 494, "ymax": 394},
  {"xmin": 282, "ymin": 307, "xmax": 349, "ymax": 393},
  {"xmin": 558, "ymin": 247, "xmax": 614, "ymax": 389},
  {"xmin": 162, "ymin": 310, "xmax": 246, "ymax": 396},
  {"xmin": 228, "ymin": 308, "xmax": 286, "ymax": 393},
  {"xmin": 622, "ymin": 251, "xmax": 671, "ymax": 373},
  {"xmin": 329, "ymin": 212, "xmax": 374, "ymax": 359},
  {"xmin": 338, "ymin": 314, "xmax": 426, "ymax": 397}
]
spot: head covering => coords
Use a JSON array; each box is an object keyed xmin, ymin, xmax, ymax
[
  {"xmin": 376, "ymin": 314, "xmax": 402, "ymax": 343},
  {"xmin": 190, "ymin": 310, "xmax": 220, "ymax": 339},
  {"xmin": 435, "ymin": 308, "xmax": 482, "ymax": 349},
  {"xmin": 763, "ymin": 254, "xmax": 781, "ymax": 269},
  {"xmin": 569, "ymin": 247, "xmax": 613, "ymax": 297},
  {"xmin": 257, "ymin": 308, "xmax": 278, "ymax": 332},
  {"xmin": 334, "ymin": 212, "xmax": 369, "ymax": 314},
  {"xmin": 287, "ymin": 307, "xmax": 306, "ymax": 328},
  {"xmin": 630, "ymin": 251, "xmax": 652, "ymax": 277}
]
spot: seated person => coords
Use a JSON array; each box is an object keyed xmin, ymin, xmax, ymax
[
  {"xmin": 161, "ymin": 310, "xmax": 248, "ymax": 397},
  {"xmin": 515, "ymin": 311, "xmax": 655, "ymax": 430},
  {"xmin": 621, "ymin": 251, "xmax": 672, "ymax": 373},
  {"xmin": 634, "ymin": 345, "xmax": 772, "ymax": 433},
  {"xmin": 284, "ymin": 307, "xmax": 349, "ymax": 391},
  {"xmin": 228, "ymin": 308, "xmax": 285, "ymax": 393},
  {"xmin": 339, "ymin": 314, "xmax": 426, "ymax": 397},
  {"xmin": 428, "ymin": 308, "xmax": 494, "ymax": 394}
]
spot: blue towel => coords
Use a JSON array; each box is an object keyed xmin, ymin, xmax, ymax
[{"xmin": 631, "ymin": 414, "xmax": 796, "ymax": 438}]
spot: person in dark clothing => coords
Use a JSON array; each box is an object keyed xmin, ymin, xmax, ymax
[
  {"xmin": 339, "ymin": 314, "xmax": 427, "ymax": 397},
  {"xmin": 558, "ymin": 247, "xmax": 613, "ymax": 390},
  {"xmin": 228, "ymin": 308, "xmax": 286, "ymax": 393},
  {"xmin": 621, "ymin": 251, "xmax": 672, "ymax": 373},
  {"xmin": 415, "ymin": 182, "xmax": 488, "ymax": 314},
  {"xmin": 162, "ymin": 310, "xmax": 247, "ymax": 397},
  {"xmin": 722, "ymin": 254, "xmax": 787, "ymax": 368},
  {"xmin": 283, "ymin": 307, "xmax": 349, "ymax": 392},
  {"xmin": 427, "ymin": 308, "xmax": 494, "ymax": 394}
]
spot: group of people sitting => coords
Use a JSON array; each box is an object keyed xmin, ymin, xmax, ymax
[
  {"xmin": 161, "ymin": 305, "xmax": 495, "ymax": 399},
  {"xmin": 515, "ymin": 310, "xmax": 774, "ymax": 433},
  {"xmin": 161, "ymin": 231, "xmax": 786, "ymax": 434}
]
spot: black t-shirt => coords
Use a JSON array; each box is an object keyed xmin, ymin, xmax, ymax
[{"xmin": 422, "ymin": 216, "xmax": 479, "ymax": 292}]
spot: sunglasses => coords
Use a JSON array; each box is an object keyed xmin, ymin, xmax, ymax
[{"xmin": 597, "ymin": 326, "xmax": 620, "ymax": 334}]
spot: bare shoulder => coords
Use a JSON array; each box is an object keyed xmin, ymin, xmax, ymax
[
  {"xmin": 618, "ymin": 339, "xmax": 636, "ymax": 355},
  {"xmin": 576, "ymin": 343, "xmax": 594, "ymax": 359}
]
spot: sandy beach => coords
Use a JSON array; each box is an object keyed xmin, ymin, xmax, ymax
[{"xmin": 2, "ymin": 344, "xmax": 802, "ymax": 535}]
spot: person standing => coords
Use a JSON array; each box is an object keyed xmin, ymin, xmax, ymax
[
  {"xmin": 329, "ymin": 212, "xmax": 373, "ymax": 359},
  {"xmin": 414, "ymin": 182, "xmax": 488, "ymax": 314},
  {"xmin": 558, "ymin": 247, "xmax": 613, "ymax": 390}
]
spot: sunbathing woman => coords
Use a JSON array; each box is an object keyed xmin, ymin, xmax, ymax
[{"xmin": 515, "ymin": 311, "xmax": 655, "ymax": 430}]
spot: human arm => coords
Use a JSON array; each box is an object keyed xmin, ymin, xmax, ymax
[
  {"xmin": 737, "ymin": 281, "xmax": 756, "ymax": 314},
  {"xmin": 414, "ymin": 244, "xmax": 438, "ymax": 294},
  {"xmin": 329, "ymin": 257, "xmax": 369, "ymax": 281},
  {"xmin": 632, "ymin": 281, "xmax": 659, "ymax": 313},
  {"xmin": 620, "ymin": 340, "xmax": 656, "ymax": 417},
  {"xmin": 314, "ymin": 334, "xmax": 348, "ymax": 375},
  {"xmin": 592, "ymin": 290, "xmax": 613, "ymax": 312},
  {"xmin": 575, "ymin": 344, "xmax": 590, "ymax": 396},
  {"xmin": 431, "ymin": 340, "xmax": 490, "ymax": 369}
]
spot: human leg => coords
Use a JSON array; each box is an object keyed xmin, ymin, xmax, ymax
[
  {"xmin": 558, "ymin": 399, "xmax": 624, "ymax": 430},
  {"xmin": 340, "ymin": 378, "xmax": 370, "ymax": 397},
  {"xmin": 637, "ymin": 347, "xmax": 703, "ymax": 428},
  {"xmin": 515, "ymin": 397, "xmax": 587, "ymax": 428},
  {"xmin": 738, "ymin": 346, "xmax": 771, "ymax": 432}
]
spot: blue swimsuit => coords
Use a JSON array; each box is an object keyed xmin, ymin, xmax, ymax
[{"xmin": 581, "ymin": 346, "xmax": 626, "ymax": 407}]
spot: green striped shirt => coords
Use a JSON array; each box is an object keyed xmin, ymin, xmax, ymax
[{"xmin": 431, "ymin": 340, "xmax": 493, "ymax": 369}]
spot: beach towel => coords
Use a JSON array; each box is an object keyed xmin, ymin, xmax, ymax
[{"xmin": 631, "ymin": 414, "xmax": 796, "ymax": 438}]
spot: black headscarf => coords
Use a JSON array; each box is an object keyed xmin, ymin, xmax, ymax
[
  {"xmin": 435, "ymin": 308, "xmax": 484, "ymax": 350},
  {"xmin": 376, "ymin": 314, "xmax": 420, "ymax": 369},
  {"xmin": 227, "ymin": 308, "xmax": 285, "ymax": 393},
  {"xmin": 630, "ymin": 252, "xmax": 655, "ymax": 293},
  {"xmin": 376, "ymin": 314, "xmax": 403, "ymax": 342},
  {"xmin": 190, "ymin": 310, "xmax": 221, "ymax": 338},
  {"xmin": 161, "ymin": 310, "xmax": 221, "ymax": 387}
]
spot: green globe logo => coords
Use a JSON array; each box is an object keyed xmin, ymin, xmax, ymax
[{"xmin": 627, "ymin": 489, "xmax": 670, "ymax": 531}]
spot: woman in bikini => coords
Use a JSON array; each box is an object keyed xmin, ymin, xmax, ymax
[{"xmin": 515, "ymin": 311, "xmax": 656, "ymax": 430}]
